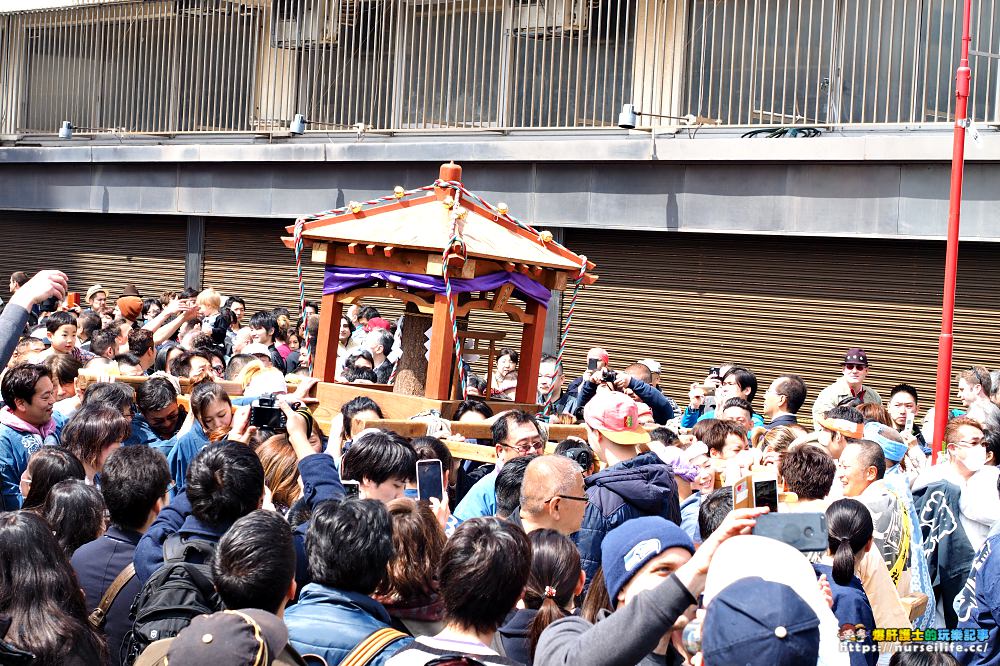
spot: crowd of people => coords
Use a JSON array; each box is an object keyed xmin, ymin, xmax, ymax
[{"xmin": 0, "ymin": 268, "xmax": 997, "ymax": 666}]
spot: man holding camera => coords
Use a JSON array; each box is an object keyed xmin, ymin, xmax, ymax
[{"xmin": 576, "ymin": 363, "xmax": 674, "ymax": 425}]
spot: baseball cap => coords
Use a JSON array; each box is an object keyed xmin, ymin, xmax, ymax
[
  {"xmin": 601, "ymin": 516, "xmax": 694, "ymax": 608},
  {"xmin": 702, "ymin": 577, "xmax": 820, "ymax": 665},
  {"xmin": 583, "ymin": 391, "xmax": 650, "ymax": 446},
  {"xmin": 364, "ymin": 317, "xmax": 391, "ymax": 333},
  {"xmin": 637, "ymin": 358, "xmax": 661, "ymax": 375},
  {"xmin": 135, "ymin": 609, "xmax": 306, "ymax": 665},
  {"xmin": 842, "ymin": 347, "xmax": 869, "ymax": 367}
]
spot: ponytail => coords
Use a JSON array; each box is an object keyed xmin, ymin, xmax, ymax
[
  {"xmin": 825, "ymin": 498, "xmax": 874, "ymax": 586},
  {"xmin": 528, "ymin": 595, "xmax": 566, "ymax": 658},
  {"xmin": 831, "ymin": 536, "xmax": 857, "ymax": 586},
  {"xmin": 523, "ymin": 530, "xmax": 582, "ymax": 659}
]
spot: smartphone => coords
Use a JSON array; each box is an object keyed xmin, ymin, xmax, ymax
[
  {"xmin": 342, "ymin": 480, "xmax": 360, "ymax": 499},
  {"xmin": 905, "ymin": 410, "xmax": 915, "ymax": 434},
  {"xmin": 708, "ymin": 366, "xmax": 720, "ymax": 379},
  {"xmin": 587, "ymin": 358, "xmax": 599, "ymax": 371},
  {"xmin": 752, "ymin": 513, "xmax": 827, "ymax": 552},
  {"xmin": 753, "ymin": 480, "xmax": 779, "ymax": 513},
  {"xmin": 417, "ymin": 459, "xmax": 444, "ymax": 502}
]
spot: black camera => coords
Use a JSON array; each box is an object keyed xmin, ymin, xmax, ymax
[
  {"xmin": 249, "ymin": 394, "xmax": 313, "ymax": 438},
  {"xmin": 560, "ymin": 447, "xmax": 594, "ymax": 472},
  {"xmin": 599, "ymin": 368, "xmax": 617, "ymax": 384}
]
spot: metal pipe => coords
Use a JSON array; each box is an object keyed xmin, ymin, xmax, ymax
[{"xmin": 933, "ymin": 0, "xmax": 974, "ymax": 464}]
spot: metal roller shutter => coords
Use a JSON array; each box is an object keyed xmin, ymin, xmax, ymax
[
  {"xmin": 0, "ymin": 211, "xmax": 187, "ymax": 300},
  {"xmin": 562, "ymin": 230, "xmax": 1000, "ymax": 424},
  {"xmin": 202, "ymin": 218, "xmax": 404, "ymax": 321}
]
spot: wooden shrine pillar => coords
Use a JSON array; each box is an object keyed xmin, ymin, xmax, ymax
[
  {"xmin": 515, "ymin": 300, "xmax": 547, "ymax": 404},
  {"xmin": 313, "ymin": 293, "xmax": 343, "ymax": 383},
  {"xmin": 425, "ymin": 293, "xmax": 457, "ymax": 400}
]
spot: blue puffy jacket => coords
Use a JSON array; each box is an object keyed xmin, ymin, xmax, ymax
[
  {"xmin": 285, "ymin": 584, "xmax": 412, "ymax": 665},
  {"xmin": 574, "ymin": 452, "xmax": 681, "ymax": 585}
]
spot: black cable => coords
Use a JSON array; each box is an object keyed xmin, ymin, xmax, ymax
[{"xmin": 741, "ymin": 127, "xmax": 822, "ymax": 138}]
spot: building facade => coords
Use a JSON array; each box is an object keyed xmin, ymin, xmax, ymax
[{"xmin": 1, "ymin": 0, "xmax": 1000, "ymax": 407}]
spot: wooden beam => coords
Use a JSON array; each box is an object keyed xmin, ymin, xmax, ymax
[
  {"xmin": 383, "ymin": 246, "xmax": 394, "ymax": 257},
  {"xmin": 425, "ymin": 293, "xmax": 456, "ymax": 400},
  {"xmin": 490, "ymin": 283, "xmax": 515, "ymax": 312},
  {"xmin": 313, "ymin": 293, "xmax": 342, "ymax": 383},
  {"xmin": 347, "ymin": 242, "xmax": 358, "ymax": 254},
  {"xmin": 427, "ymin": 254, "xmax": 477, "ymax": 279},
  {"xmin": 333, "ymin": 247, "xmax": 428, "ymax": 273},
  {"xmin": 336, "ymin": 287, "xmax": 435, "ymax": 314},
  {"xmin": 515, "ymin": 299, "xmax": 547, "ymax": 404},
  {"xmin": 365, "ymin": 244, "xmax": 376, "ymax": 255},
  {"xmin": 311, "ymin": 242, "xmax": 328, "ymax": 264},
  {"xmin": 456, "ymin": 298, "xmax": 533, "ymax": 324}
]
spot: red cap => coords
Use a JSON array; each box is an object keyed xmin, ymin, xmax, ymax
[{"xmin": 364, "ymin": 317, "xmax": 391, "ymax": 333}]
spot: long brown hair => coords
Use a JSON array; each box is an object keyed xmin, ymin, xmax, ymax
[
  {"xmin": 525, "ymin": 529, "xmax": 582, "ymax": 658},
  {"xmin": 375, "ymin": 498, "xmax": 445, "ymax": 602},
  {"xmin": 580, "ymin": 566, "xmax": 612, "ymax": 623},
  {"xmin": 255, "ymin": 435, "xmax": 301, "ymax": 511}
]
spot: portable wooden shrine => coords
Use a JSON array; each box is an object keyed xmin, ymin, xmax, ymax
[{"xmin": 283, "ymin": 162, "xmax": 596, "ymax": 415}]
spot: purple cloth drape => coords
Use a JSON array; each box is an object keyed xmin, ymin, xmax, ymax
[{"xmin": 323, "ymin": 266, "xmax": 552, "ymax": 307}]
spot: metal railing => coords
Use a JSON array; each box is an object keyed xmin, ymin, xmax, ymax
[{"xmin": 0, "ymin": 0, "xmax": 996, "ymax": 136}]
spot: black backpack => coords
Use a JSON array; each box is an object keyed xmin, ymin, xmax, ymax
[{"xmin": 121, "ymin": 535, "xmax": 223, "ymax": 665}]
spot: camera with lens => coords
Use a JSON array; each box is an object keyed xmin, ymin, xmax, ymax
[
  {"xmin": 599, "ymin": 368, "xmax": 618, "ymax": 384},
  {"xmin": 249, "ymin": 394, "xmax": 313, "ymax": 438}
]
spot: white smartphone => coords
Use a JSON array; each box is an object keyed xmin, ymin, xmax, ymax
[{"xmin": 904, "ymin": 410, "xmax": 915, "ymax": 433}]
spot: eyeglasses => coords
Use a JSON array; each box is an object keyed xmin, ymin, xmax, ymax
[
  {"xmin": 212, "ymin": 365, "xmax": 225, "ymax": 374},
  {"xmin": 970, "ymin": 366, "xmax": 987, "ymax": 388},
  {"xmin": 545, "ymin": 494, "xmax": 589, "ymax": 504},
  {"xmin": 950, "ymin": 438, "xmax": 985, "ymax": 450},
  {"xmin": 503, "ymin": 442, "xmax": 545, "ymax": 455},
  {"xmin": 844, "ymin": 364, "xmax": 867, "ymax": 371},
  {"xmin": 165, "ymin": 481, "xmax": 176, "ymax": 496}
]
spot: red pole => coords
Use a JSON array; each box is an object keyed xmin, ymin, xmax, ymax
[{"xmin": 932, "ymin": 0, "xmax": 974, "ymax": 464}]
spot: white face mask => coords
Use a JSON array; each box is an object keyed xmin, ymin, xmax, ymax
[{"xmin": 962, "ymin": 445, "xmax": 987, "ymax": 473}]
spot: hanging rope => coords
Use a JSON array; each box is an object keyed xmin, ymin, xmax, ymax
[
  {"xmin": 542, "ymin": 255, "xmax": 588, "ymax": 417},
  {"xmin": 292, "ymin": 217, "xmax": 314, "ymax": 375},
  {"xmin": 442, "ymin": 191, "xmax": 469, "ymax": 399}
]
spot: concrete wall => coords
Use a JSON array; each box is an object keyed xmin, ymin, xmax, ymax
[{"xmin": 2, "ymin": 129, "xmax": 1000, "ymax": 240}]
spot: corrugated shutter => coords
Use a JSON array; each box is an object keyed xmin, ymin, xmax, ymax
[
  {"xmin": 562, "ymin": 230, "xmax": 1000, "ymax": 423},
  {"xmin": 202, "ymin": 218, "xmax": 403, "ymax": 321},
  {"xmin": 0, "ymin": 211, "xmax": 187, "ymax": 299}
]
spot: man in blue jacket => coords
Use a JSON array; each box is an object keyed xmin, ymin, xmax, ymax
[
  {"xmin": 0, "ymin": 362, "xmax": 65, "ymax": 509},
  {"xmin": 72, "ymin": 446, "xmax": 171, "ymax": 665},
  {"xmin": 285, "ymin": 499, "xmax": 413, "ymax": 665},
  {"xmin": 574, "ymin": 391, "xmax": 682, "ymax": 585},
  {"xmin": 133, "ymin": 441, "xmax": 264, "ymax": 582},
  {"xmin": 125, "ymin": 377, "xmax": 186, "ymax": 456}
]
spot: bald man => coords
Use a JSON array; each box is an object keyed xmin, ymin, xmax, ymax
[{"xmin": 518, "ymin": 455, "xmax": 588, "ymax": 536}]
